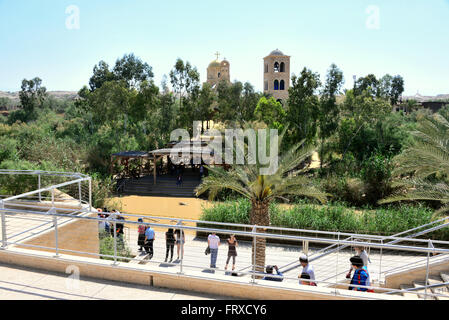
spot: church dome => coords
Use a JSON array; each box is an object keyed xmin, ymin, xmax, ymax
[
  {"xmin": 208, "ymin": 60, "xmax": 221, "ymax": 68},
  {"xmin": 269, "ymin": 49, "xmax": 284, "ymax": 56}
]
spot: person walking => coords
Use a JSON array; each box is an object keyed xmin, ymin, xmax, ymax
[
  {"xmin": 208, "ymin": 232, "xmax": 220, "ymax": 269},
  {"xmin": 225, "ymin": 234, "xmax": 238, "ymax": 271},
  {"xmin": 144, "ymin": 225, "xmax": 155, "ymax": 259},
  {"xmin": 137, "ymin": 218, "xmax": 146, "ymax": 252},
  {"xmin": 165, "ymin": 228, "xmax": 176, "ymax": 263}
]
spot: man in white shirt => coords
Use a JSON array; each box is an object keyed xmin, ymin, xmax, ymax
[
  {"xmin": 208, "ymin": 232, "xmax": 220, "ymax": 268},
  {"xmin": 299, "ymin": 254, "xmax": 316, "ymax": 286}
]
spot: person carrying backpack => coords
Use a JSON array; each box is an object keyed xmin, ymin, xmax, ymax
[{"xmin": 348, "ymin": 256, "xmax": 373, "ymax": 292}]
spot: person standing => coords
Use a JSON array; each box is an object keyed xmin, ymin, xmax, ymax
[
  {"xmin": 225, "ymin": 235, "xmax": 238, "ymax": 271},
  {"xmin": 208, "ymin": 232, "xmax": 220, "ymax": 269},
  {"xmin": 175, "ymin": 229, "xmax": 185, "ymax": 260},
  {"xmin": 165, "ymin": 228, "xmax": 176, "ymax": 263},
  {"xmin": 348, "ymin": 256, "xmax": 372, "ymax": 292},
  {"xmin": 137, "ymin": 218, "xmax": 146, "ymax": 252},
  {"xmin": 144, "ymin": 225, "xmax": 155, "ymax": 259},
  {"xmin": 346, "ymin": 245, "xmax": 370, "ymax": 279}
]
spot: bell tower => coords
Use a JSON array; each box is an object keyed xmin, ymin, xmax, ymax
[{"xmin": 263, "ymin": 49, "xmax": 290, "ymax": 103}]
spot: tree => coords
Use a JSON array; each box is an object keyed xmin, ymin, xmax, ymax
[
  {"xmin": 89, "ymin": 61, "xmax": 114, "ymax": 91},
  {"xmin": 340, "ymin": 89, "xmax": 391, "ymax": 161},
  {"xmin": 285, "ymin": 68, "xmax": 321, "ymax": 147},
  {"xmin": 240, "ymin": 82, "xmax": 261, "ymax": 123},
  {"xmin": 112, "ymin": 53, "xmax": 154, "ymax": 90},
  {"xmin": 169, "ymin": 59, "xmax": 200, "ymax": 130},
  {"xmin": 380, "ymin": 110, "xmax": 449, "ymax": 217},
  {"xmin": 19, "ymin": 77, "xmax": 48, "ymax": 119},
  {"xmin": 215, "ymin": 81, "xmax": 243, "ymax": 123},
  {"xmin": 390, "ymin": 75, "xmax": 404, "ymax": 106},
  {"xmin": 195, "ymin": 129, "xmax": 327, "ymax": 273},
  {"xmin": 318, "ymin": 64, "xmax": 344, "ymax": 168},
  {"xmin": 254, "ymin": 96, "xmax": 286, "ymax": 130},
  {"xmin": 197, "ymin": 83, "xmax": 216, "ymax": 133},
  {"xmin": 354, "ymin": 74, "xmax": 379, "ymax": 98}
]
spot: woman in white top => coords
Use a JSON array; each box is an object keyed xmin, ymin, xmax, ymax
[{"xmin": 346, "ymin": 246, "xmax": 370, "ymax": 279}]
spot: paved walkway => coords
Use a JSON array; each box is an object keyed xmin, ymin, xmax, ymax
[
  {"xmin": 123, "ymin": 227, "xmax": 426, "ymax": 286},
  {"xmin": 0, "ymin": 263, "xmax": 237, "ymax": 300}
]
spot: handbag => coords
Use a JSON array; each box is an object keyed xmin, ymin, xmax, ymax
[{"xmin": 205, "ymin": 246, "xmax": 211, "ymax": 255}]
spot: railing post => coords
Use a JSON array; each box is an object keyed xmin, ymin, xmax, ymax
[
  {"xmin": 88, "ymin": 178, "xmax": 92, "ymax": 212},
  {"xmin": 425, "ymin": 239, "xmax": 432, "ymax": 300},
  {"xmin": 252, "ymin": 225, "xmax": 257, "ymax": 284},
  {"xmin": 54, "ymin": 215, "xmax": 59, "ymax": 257},
  {"xmin": 78, "ymin": 181, "xmax": 82, "ymax": 209},
  {"xmin": 113, "ymin": 220, "xmax": 117, "ymax": 265},
  {"xmin": 38, "ymin": 174, "xmax": 42, "ymax": 202},
  {"xmin": 1, "ymin": 201, "xmax": 6, "ymax": 249},
  {"xmin": 335, "ymin": 232, "xmax": 340, "ymax": 291},
  {"xmin": 51, "ymin": 188, "xmax": 55, "ymax": 207},
  {"xmin": 379, "ymin": 239, "xmax": 383, "ymax": 285},
  {"xmin": 180, "ymin": 221, "xmax": 184, "ymax": 274}
]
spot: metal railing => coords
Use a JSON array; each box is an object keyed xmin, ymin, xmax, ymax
[{"xmin": 1, "ymin": 170, "xmax": 449, "ymax": 299}]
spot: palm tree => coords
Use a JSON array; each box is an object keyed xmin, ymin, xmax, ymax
[
  {"xmin": 195, "ymin": 128, "xmax": 328, "ymax": 272},
  {"xmin": 380, "ymin": 111, "xmax": 449, "ymax": 217}
]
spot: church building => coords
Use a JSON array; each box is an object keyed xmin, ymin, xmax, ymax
[{"xmin": 206, "ymin": 52, "xmax": 230, "ymax": 88}]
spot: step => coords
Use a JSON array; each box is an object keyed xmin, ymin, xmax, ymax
[
  {"xmin": 412, "ymin": 281, "xmax": 437, "ymax": 300},
  {"xmin": 441, "ymin": 273, "xmax": 449, "ymax": 283},
  {"xmin": 428, "ymin": 277, "xmax": 449, "ymax": 300},
  {"xmin": 399, "ymin": 284, "xmax": 422, "ymax": 300}
]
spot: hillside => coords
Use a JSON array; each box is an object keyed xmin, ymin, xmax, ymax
[{"xmin": 0, "ymin": 90, "xmax": 78, "ymax": 105}]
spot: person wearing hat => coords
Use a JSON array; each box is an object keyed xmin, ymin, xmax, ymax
[
  {"xmin": 348, "ymin": 256, "xmax": 372, "ymax": 292},
  {"xmin": 137, "ymin": 218, "xmax": 146, "ymax": 252},
  {"xmin": 299, "ymin": 254, "xmax": 316, "ymax": 286}
]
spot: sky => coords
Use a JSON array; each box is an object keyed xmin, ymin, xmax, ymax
[{"xmin": 0, "ymin": 0, "xmax": 448, "ymax": 96}]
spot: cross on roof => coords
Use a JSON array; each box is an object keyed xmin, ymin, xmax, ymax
[{"xmin": 215, "ymin": 51, "xmax": 220, "ymax": 60}]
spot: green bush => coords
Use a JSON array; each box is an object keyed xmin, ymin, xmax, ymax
[
  {"xmin": 201, "ymin": 200, "xmax": 449, "ymax": 240},
  {"xmin": 99, "ymin": 231, "xmax": 133, "ymax": 262}
]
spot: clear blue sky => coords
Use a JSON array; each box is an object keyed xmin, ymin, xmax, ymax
[{"xmin": 0, "ymin": 0, "xmax": 448, "ymax": 96}]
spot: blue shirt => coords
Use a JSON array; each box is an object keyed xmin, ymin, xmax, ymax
[
  {"xmin": 262, "ymin": 269, "xmax": 284, "ymax": 282},
  {"xmin": 350, "ymin": 267, "xmax": 370, "ymax": 291},
  {"xmin": 145, "ymin": 227, "xmax": 155, "ymax": 240}
]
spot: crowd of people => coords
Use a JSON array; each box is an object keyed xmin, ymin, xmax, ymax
[{"xmin": 97, "ymin": 210, "xmax": 373, "ymax": 291}]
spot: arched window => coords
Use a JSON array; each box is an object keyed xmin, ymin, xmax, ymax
[
  {"xmin": 274, "ymin": 62, "xmax": 280, "ymax": 73},
  {"xmin": 280, "ymin": 80, "xmax": 285, "ymax": 90},
  {"xmin": 280, "ymin": 62, "xmax": 285, "ymax": 72},
  {"xmin": 264, "ymin": 81, "xmax": 268, "ymax": 91},
  {"xmin": 274, "ymin": 80, "xmax": 279, "ymax": 90}
]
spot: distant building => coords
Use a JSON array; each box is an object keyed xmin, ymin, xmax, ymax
[
  {"xmin": 206, "ymin": 52, "xmax": 230, "ymax": 88},
  {"xmin": 263, "ymin": 49, "xmax": 290, "ymax": 103}
]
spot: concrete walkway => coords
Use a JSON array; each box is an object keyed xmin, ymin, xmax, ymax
[{"xmin": 0, "ymin": 262, "xmax": 238, "ymax": 300}]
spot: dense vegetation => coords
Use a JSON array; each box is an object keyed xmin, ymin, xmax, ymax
[
  {"xmin": 1, "ymin": 52, "xmax": 448, "ymax": 236},
  {"xmin": 201, "ymin": 199, "xmax": 449, "ymax": 240}
]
